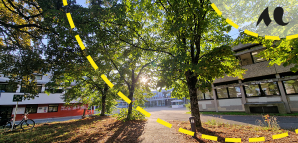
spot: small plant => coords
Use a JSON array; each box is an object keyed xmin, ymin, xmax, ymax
[
  {"xmin": 185, "ymin": 103, "xmax": 191, "ymax": 111},
  {"xmin": 256, "ymin": 114, "xmax": 280, "ymax": 131}
]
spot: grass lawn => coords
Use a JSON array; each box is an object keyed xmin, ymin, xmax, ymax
[
  {"xmin": 0, "ymin": 116, "xmax": 147, "ymax": 143},
  {"xmin": 186, "ymin": 111, "xmax": 298, "ymax": 116},
  {"xmin": 170, "ymin": 120, "xmax": 298, "ymax": 143}
]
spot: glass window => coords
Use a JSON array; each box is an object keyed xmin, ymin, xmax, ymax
[
  {"xmin": 252, "ymin": 50, "xmax": 266, "ymax": 63},
  {"xmin": 244, "ymin": 84, "xmax": 260, "ymax": 97},
  {"xmin": 35, "ymin": 75, "xmax": 42, "ymax": 80},
  {"xmin": 283, "ymin": 80, "xmax": 298, "ymax": 94},
  {"xmin": 228, "ymin": 87, "xmax": 242, "ymax": 98},
  {"xmin": 216, "ymin": 88, "xmax": 228, "ymax": 98},
  {"xmin": 260, "ymin": 82, "xmax": 279, "ymax": 95},
  {"xmin": 204, "ymin": 91, "xmax": 213, "ymax": 99},
  {"xmin": 48, "ymin": 104, "xmax": 59, "ymax": 112},
  {"xmin": 21, "ymin": 85, "xmax": 42, "ymax": 93},
  {"xmin": 0, "ymin": 84, "xmax": 16, "ymax": 92},
  {"xmin": 25, "ymin": 105, "xmax": 38, "ymax": 113},
  {"xmin": 197, "ymin": 91, "xmax": 204, "ymax": 100},
  {"xmin": 239, "ymin": 53, "xmax": 253, "ymax": 66}
]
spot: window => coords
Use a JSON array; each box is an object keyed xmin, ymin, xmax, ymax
[
  {"xmin": 251, "ymin": 49, "xmax": 266, "ymax": 63},
  {"xmin": 35, "ymin": 75, "xmax": 42, "ymax": 80},
  {"xmin": 244, "ymin": 82, "xmax": 280, "ymax": 97},
  {"xmin": 244, "ymin": 84, "xmax": 261, "ymax": 97},
  {"xmin": 260, "ymin": 82, "xmax": 279, "ymax": 95},
  {"xmin": 239, "ymin": 53, "xmax": 253, "ymax": 66},
  {"xmin": 228, "ymin": 87, "xmax": 242, "ymax": 98},
  {"xmin": 0, "ymin": 84, "xmax": 16, "ymax": 92},
  {"xmin": 283, "ymin": 80, "xmax": 298, "ymax": 94},
  {"xmin": 197, "ymin": 90, "xmax": 213, "ymax": 100},
  {"xmin": 48, "ymin": 104, "xmax": 59, "ymax": 112},
  {"xmin": 45, "ymin": 88, "xmax": 64, "ymax": 93},
  {"xmin": 20, "ymin": 85, "xmax": 42, "ymax": 93},
  {"xmin": 25, "ymin": 105, "xmax": 38, "ymax": 113},
  {"xmin": 216, "ymin": 88, "xmax": 228, "ymax": 98}
]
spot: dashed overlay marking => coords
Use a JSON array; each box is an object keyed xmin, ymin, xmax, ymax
[
  {"xmin": 136, "ymin": 106, "xmax": 151, "ymax": 117},
  {"xmin": 211, "ymin": 3, "xmax": 298, "ymax": 40},
  {"xmin": 75, "ymin": 35, "xmax": 86, "ymax": 50},
  {"xmin": 66, "ymin": 13, "xmax": 75, "ymax": 29},
  {"xmin": 272, "ymin": 132, "xmax": 288, "ymax": 140},
  {"xmin": 64, "ymin": 2, "xmax": 298, "ymax": 141},
  {"xmin": 156, "ymin": 118, "xmax": 172, "ymax": 128},
  {"xmin": 249, "ymin": 137, "xmax": 265, "ymax": 142},
  {"xmin": 178, "ymin": 128, "xmax": 194, "ymax": 136},
  {"xmin": 225, "ymin": 138, "xmax": 241, "ymax": 142},
  {"xmin": 101, "ymin": 74, "xmax": 114, "ymax": 88},
  {"xmin": 201, "ymin": 134, "xmax": 217, "ymax": 141}
]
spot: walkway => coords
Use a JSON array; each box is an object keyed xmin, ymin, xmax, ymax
[{"xmin": 138, "ymin": 107, "xmax": 298, "ymax": 143}]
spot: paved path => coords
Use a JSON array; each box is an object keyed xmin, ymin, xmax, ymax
[{"xmin": 138, "ymin": 107, "xmax": 298, "ymax": 143}]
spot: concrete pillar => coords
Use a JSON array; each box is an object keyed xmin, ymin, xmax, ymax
[
  {"xmin": 238, "ymin": 80, "xmax": 247, "ymax": 112},
  {"xmin": 211, "ymin": 84, "xmax": 219, "ymax": 112},
  {"xmin": 41, "ymin": 85, "xmax": 46, "ymax": 93},
  {"xmin": 276, "ymin": 74, "xmax": 291, "ymax": 113},
  {"xmin": 16, "ymin": 84, "xmax": 21, "ymax": 93}
]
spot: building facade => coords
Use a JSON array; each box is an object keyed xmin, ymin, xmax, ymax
[
  {"xmin": 0, "ymin": 73, "xmax": 89, "ymax": 121},
  {"xmin": 198, "ymin": 43, "xmax": 298, "ymax": 114}
]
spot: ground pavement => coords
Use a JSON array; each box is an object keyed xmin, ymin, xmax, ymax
[{"xmin": 138, "ymin": 107, "xmax": 298, "ymax": 143}]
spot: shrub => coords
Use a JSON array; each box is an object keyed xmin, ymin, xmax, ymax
[
  {"xmin": 185, "ymin": 103, "xmax": 191, "ymax": 111},
  {"xmin": 112, "ymin": 107, "xmax": 146, "ymax": 122},
  {"xmin": 256, "ymin": 114, "xmax": 280, "ymax": 131}
]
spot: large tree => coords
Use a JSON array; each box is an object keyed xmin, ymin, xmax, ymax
[{"xmin": 134, "ymin": 0, "xmax": 246, "ymax": 128}]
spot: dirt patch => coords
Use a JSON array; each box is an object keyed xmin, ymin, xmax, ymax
[
  {"xmin": 0, "ymin": 116, "xmax": 147, "ymax": 143},
  {"xmin": 169, "ymin": 120, "xmax": 298, "ymax": 143}
]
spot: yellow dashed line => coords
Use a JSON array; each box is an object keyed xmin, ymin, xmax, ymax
[
  {"xmin": 86, "ymin": 55, "xmax": 98, "ymax": 70},
  {"xmin": 226, "ymin": 18, "xmax": 239, "ymax": 29},
  {"xmin": 225, "ymin": 138, "xmax": 241, "ymax": 142},
  {"xmin": 249, "ymin": 137, "xmax": 265, "ymax": 142},
  {"xmin": 265, "ymin": 36, "xmax": 280, "ymax": 40},
  {"xmin": 117, "ymin": 91, "xmax": 131, "ymax": 104},
  {"xmin": 66, "ymin": 13, "xmax": 75, "ymax": 29},
  {"xmin": 75, "ymin": 35, "xmax": 86, "ymax": 50},
  {"xmin": 136, "ymin": 106, "xmax": 151, "ymax": 117},
  {"xmin": 201, "ymin": 134, "xmax": 217, "ymax": 141},
  {"xmin": 211, "ymin": 3, "xmax": 222, "ymax": 16},
  {"xmin": 272, "ymin": 132, "xmax": 288, "ymax": 140},
  {"xmin": 244, "ymin": 30, "xmax": 258, "ymax": 37},
  {"xmin": 156, "ymin": 118, "xmax": 172, "ymax": 128},
  {"xmin": 63, "ymin": 0, "xmax": 68, "ymax": 6},
  {"xmin": 101, "ymin": 74, "xmax": 114, "ymax": 88},
  {"xmin": 178, "ymin": 128, "xmax": 194, "ymax": 136},
  {"xmin": 286, "ymin": 34, "xmax": 298, "ymax": 40}
]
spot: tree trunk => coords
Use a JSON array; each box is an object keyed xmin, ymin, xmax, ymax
[
  {"xmin": 126, "ymin": 89, "xmax": 134, "ymax": 120},
  {"xmin": 83, "ymin": 108, "xmax": 86, "ymax": 117},
  {"xmin": 100, "ymin": 94, "xmax": 106, "ymax": 116},
  {"xmin": 186, "ymin": 71, "xmax": 202, "ymax": 128},
  {"xmin": 100, "ymin": 84, "xmax": 109, "ymax": 116}
]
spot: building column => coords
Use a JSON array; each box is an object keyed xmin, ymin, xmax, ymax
[
  {"xmin": 16, "ymin": 84, "xmax": 21, "ymax": 93},
  {"xmin": 211, "ymin": 84, "xmax": 219, "ymax": 112},
  {"xmin": 238, "ymin": 80, "xmax": 247, "ymax": 112},
  {"xmin": 276, "ymin": 74, "xmax": 291, "ymax": 113},
  {"xmin": 41, "ymin": 85, "xmax": 46, "ymax": 93}
]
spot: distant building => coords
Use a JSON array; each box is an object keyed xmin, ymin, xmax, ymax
[
  {"xmin": 198, "ymin": 43, "xmax": 298, "ymax": 114},
  {"xmin": 116, "ymin": 88, "xmax": 190, "ymax": 108}
]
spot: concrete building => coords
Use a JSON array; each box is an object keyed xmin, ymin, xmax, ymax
[
  {"xmin": 0, "ymin": 73, "xmax": 89, "ymax": 121},
  {"xmin": 198, "ymin": 43, "xmax": 298, "ymax": 114}
]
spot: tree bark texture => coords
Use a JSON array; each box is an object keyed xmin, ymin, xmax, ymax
[{"xmin": 186, "ymin": 70, "xmax": 202, "ymax": 128}]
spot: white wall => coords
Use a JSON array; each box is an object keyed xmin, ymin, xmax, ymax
[{"xmin": 0, "ymin": 93, "xmax": 79, "ymax": 105}]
